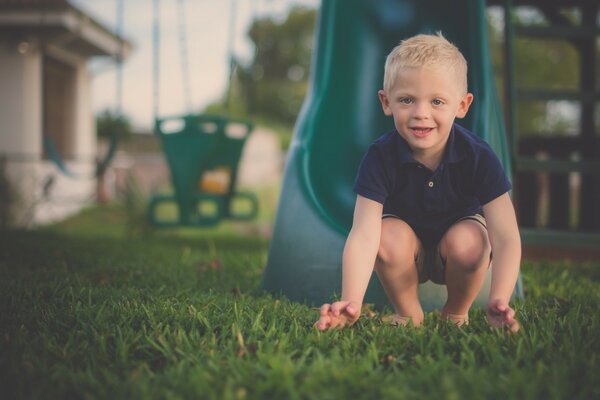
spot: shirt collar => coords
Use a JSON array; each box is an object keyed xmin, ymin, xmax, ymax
[
  {"xmin": 444, "ymin": 124, "xmax": 464, "ymax": 164},
  {"xmin": 395, "ymin": 123, "xmax": 464, "ymax": 167},
  {"xmin": 395, "ymin": 133, "xmax": 416, "ymax": 166}
]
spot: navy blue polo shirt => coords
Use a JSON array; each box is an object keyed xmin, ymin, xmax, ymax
[{"xmin": 353, "ymin": 123, "xmax": 511, "ymax": 245}]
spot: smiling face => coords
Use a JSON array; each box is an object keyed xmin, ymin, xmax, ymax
[{"xmin": 378, "ymin": 66, "xmax": 473, "ymax": 164}]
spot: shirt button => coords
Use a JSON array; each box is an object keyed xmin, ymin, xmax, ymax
[{"xmin": 428, "ymin": 181, "xmax": 434, "ymax": 188}]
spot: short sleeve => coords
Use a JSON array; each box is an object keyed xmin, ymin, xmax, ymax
[
  {"xmin": 473, "ymin": 145, "xmax": 512, "ymax": 206},
  {"xmin": 353, "ymin": 146, "xmax": 391, "ymax": 205}
]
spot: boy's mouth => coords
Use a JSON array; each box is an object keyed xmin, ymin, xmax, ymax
[{"xmin": 410, "ymin": 127, "xmax": 434, "ymax": 138}]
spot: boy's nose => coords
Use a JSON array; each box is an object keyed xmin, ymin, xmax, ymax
[{"xmin": 412, "ymin": 102, "xmax": 430, "ymax": 119}]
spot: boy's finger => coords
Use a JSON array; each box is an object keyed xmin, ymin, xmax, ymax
[
  {"xmin": 346, "ymin": 304, "xmax": 358, "ymax": 318},
  {"xmin": 331, "ymin": 301, "xmax": 347, "ymax": 316},
  {"xmin": 500, "ymin": 307, "xmax": 514, "ymax": 323},
  {"xmin": 316, "ymin": 315, "xmax": 330, "ymax": 331},
  {"xmin": 507, "ymin": 307, "xmax": 515, "ymax": 319},
  {"xmin": 320, "ymin": 304, "xmax": 331, "ymax": 316},
  {"xmin": 500, "ymin": 309, "xmax": 519, "ymax": 333}
]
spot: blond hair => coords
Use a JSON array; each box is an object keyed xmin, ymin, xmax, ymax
[{"xmin": 383, "ymin": 32, "xmax": 468, "ymax": 95}]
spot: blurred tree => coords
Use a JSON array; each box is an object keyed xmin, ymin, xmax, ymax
[
  {"xmin": 96, "ymin": 109, "xmax": 133, "ymax": 139},
  {"xmin": 237, "ymin": 6, "xmax": 317, "ymax": 124}
]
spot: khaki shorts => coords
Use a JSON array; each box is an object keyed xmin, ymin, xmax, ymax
[{"xmin": 382, "ymin": 214, "xmax": 487, "ymax": 285}]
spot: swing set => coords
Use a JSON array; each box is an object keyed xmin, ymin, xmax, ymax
[
  {"xmin": 43, "ymin": 0, "xmax": 258, "ymax": 227},
  {"xmin": 147, "ymin": 0, "xmax": 259, "ymax": 227}
]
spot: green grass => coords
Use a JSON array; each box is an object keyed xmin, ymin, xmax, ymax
[{"xmin": 1, "ymin": 206, "xmax": 599, "ymax": 399}]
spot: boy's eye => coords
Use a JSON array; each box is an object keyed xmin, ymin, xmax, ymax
[
  {"xmin": 399, "ymin": 97, "xmax": 413, "ymax": 104},
  {"xmin": 432, "ymin": 99, "xmax": 444, "ymax": 106}
]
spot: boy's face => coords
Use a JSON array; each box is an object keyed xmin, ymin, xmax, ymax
[{"xmin": 378, "ymin": 66, "xmax": 473, "ymax": 159}]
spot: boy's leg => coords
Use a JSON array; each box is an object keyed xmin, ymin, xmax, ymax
[
  {"xmin": 375, "ymin": 218, "xmax": 424, "ymax": 326},
  {"xmin": 439, "ymin": 218, "xmax": 491, "ymax": 325}
]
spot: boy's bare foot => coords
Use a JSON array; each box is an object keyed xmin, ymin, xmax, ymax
[
  {"xmin": 441, "ymin": 312, "xmax": 469, "ymax": 326},
  {"xmin": 382, "ymin": 314, "xmax": 420, "ymax": 327}
]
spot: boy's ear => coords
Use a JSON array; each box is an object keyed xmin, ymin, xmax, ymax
[
  {"xmin": 378, "ymin": 90, "xmax": 393, "ymax": 116},
  {"xmin": 456, "ymin": 92, "xmax": 474, "ymax": 119}
]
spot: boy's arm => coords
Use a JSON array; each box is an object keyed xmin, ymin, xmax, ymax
[
  {"xmin": 315, "ymin": 195, "xmax": 382, "ymax": 330},
  {"xmin": 482, "ymin": 192, "xmax": 521, "ymax": 332},
  {"xmin": 342, "ymin": 195, "xmax": 383, "ymax": 305}
]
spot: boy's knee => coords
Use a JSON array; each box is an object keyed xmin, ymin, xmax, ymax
[
  {"xmin": 442, "ymin": 222, "xmax": 490, "ymax": 270},
  {"xmin": 377, "ymin": 219, "xmax": 419, "ymax": 267},
  {"xmin": 377, "ymin": 245, "xmax": 413, "ymax": 268}
]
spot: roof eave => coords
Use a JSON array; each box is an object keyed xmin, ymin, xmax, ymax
[{"xmin": 0, "ymin": 3, "xmax": 132, "ymax": 58}]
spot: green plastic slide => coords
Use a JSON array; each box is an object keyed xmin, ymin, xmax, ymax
[{"xmin": 262, "ymin": 0, "xmax": 523, "ymax": 311}]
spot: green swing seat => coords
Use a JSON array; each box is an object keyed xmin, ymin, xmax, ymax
[{"xmin": 148, "ymin": 114, "xmax": 258, "ymax": 227}]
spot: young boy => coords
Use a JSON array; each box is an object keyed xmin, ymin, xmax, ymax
[{"xmin": 315, "ymin": 33, "xmax": 521, "ymax": 333}]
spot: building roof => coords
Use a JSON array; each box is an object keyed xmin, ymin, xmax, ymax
[
  {"xmin": 0, "ymin": 0, "xmax": 132, "ymax": 59},
  {"xmin": 0, "ymin": 0, "xmax": 69, "ymax": 8}
]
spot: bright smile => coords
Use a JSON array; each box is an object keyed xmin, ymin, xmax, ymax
[{"xmin": 410, "ymin": 127, "xmax": 434, "ymax": 138}]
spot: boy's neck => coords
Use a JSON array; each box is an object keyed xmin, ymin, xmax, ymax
[{"xmin": 412, "ymin": 148, "xmax": 444, "ymax": 171}]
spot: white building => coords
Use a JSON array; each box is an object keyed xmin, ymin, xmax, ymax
[{"xmin": 0, "ymin": 0, "xmax": 131, "ymax": 227}]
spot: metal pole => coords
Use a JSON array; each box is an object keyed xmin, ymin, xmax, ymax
[
  {"xmin": 177, "ymin": 0, "xmax": 193, "ymax": 113},
  {"xmin": 226, "ymin": 0, "xmax": 238, "ymax": 113},
  {"xmin": 115, "ymin": 0, "xmax": 124, "ymax": 116},
  {"xmin": 152, "ymin": 0, "xmax": 161, "ymax": 121}
]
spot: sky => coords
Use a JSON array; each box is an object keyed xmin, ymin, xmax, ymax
[{"xmin": 72, "ymin": 0, "xmax": 320, "ymax": 130}]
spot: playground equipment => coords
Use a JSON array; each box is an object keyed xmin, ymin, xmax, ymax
[
  {"xmin": 147, "ymin": 0, "xmax": 258, "ymax": 227},
  {"xmin": 490, "ymin": 0, "xmax": 600, "ymax": 245},
  {"xmin": 147, "ymin": 114, "xmax": 258, "ymax": 226},
  {"xmin": 262, "ymin": 0, "xmax": 523, "ymax": 310}
]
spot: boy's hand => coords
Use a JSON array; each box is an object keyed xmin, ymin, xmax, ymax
[
  {"xmin": 315, "ymin": 301, "xmax": 361, "ymax": 331},
  {"xmin": 487, "ymin": 299, "xmax": 520, "ymax": 333}
]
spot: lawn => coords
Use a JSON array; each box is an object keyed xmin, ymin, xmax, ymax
[{"xmin": 1, "ymin": 205, "xmax": 598, "ymax": 399}]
